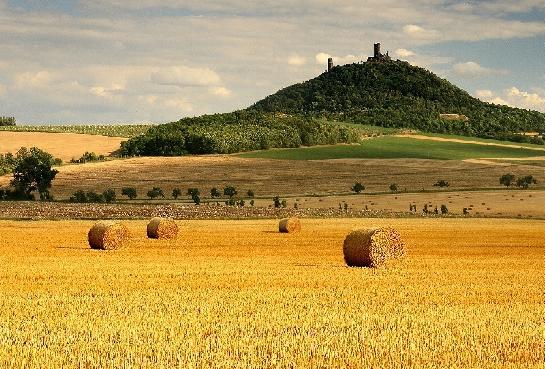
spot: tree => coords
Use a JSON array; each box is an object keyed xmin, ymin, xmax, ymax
[
  {"xmin": 499, "ymin": 173, "xmax": 516, "ymax": 187},
  {"xmin": 224, "ymin": 186, "xmax": 237, "ymax": 198},
  {"xmin": 516, "ymin": 175, "xmax": 537, "ymax": 189},
  {"xmin": 389, "ymin": 183, "xmax": 398, "ymax": 192},
  {"xmin": 351, "ymin": 182, "xmax": 365, "ymax": 194},
  {"xmin": 191, "ymin": 194, "xmax": 201, "ymax": 205},
  {"xmin": 147, "ymin": 187, "xmax": 164, "ymax": 200},
  {"xmin": 121, "ymin": 187, "xmax": 137, "ymax": 200},
  {"xmin": 433, "ymin": 180, "xmax": 449, "ymax": 188},
  {"xmin": 172, "ymin": 188, "xmax": 182, "ymax": 200},
  {"xmin": 247, "ymin": 189, "xmax": 255, "ymax": 198},
  {"xmin": 11, "ymin": 147, "xmax": 58, "ymax": 200},
  {"xmin": 187, "ymin": 188, "xmax": 200, "ymax": 197},
  {"xmin": 70, "ymin": 190, "xmax": 87, "ymax": 203},
  {"xmin": 210, "ymin": 187, "xmax": 221, "ymax": 198},
  {"xmin": 273, "ymin": 196, "xmax": 282, "ymax": 208},
  {"xmin": 86, "ymin": 191, "xmax": 104, "ymax": 203},
  {"xmin": 103, "ymin": 188, "xmax": 116, "ymax": 203},
  {"xmin": 441, "ymin": 204, "xmax": 448, "ymax": 214}
]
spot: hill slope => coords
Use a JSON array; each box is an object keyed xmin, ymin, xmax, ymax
[
  {"xmin": 122, "ymin": 60, "xmax": 545, "ymax": 156},
  {"xmin": 251, "ymin": 61, "xmax": 545, "ymax": 141}
]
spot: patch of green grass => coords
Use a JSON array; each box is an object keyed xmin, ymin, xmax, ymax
[
  {"xmin": 0, "ymin": 124, "xmax": 152, "ymax": 138},
  {"xmin": 239, "ymin": 136, "xmax": 545, "ymax": 160}
]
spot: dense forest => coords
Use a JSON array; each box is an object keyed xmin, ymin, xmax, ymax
[
  {"xmin": 122, "ymin": 60, "xmax": 545, "ymax": 156},
  {"xmin": 120, "ymin": 111, "xmax": 359, "ymax": 156},
  {"xmin": 251, "ymin": 61, "xmax": 545, "ymax": 142}
]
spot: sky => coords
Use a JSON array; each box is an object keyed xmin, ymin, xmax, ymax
[{"xmin": 0, "ymin": 0, "xmax": 544, "ymax": 124}]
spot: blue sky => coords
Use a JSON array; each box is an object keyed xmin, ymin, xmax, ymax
[{"xmin": 0, "ymin": 0, "xmax": 544, "ymax": 124}]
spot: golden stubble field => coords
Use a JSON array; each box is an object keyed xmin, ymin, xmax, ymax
[
  {"xmin": 9, "ymin": 155, "xmax": 543, "ymax": 199},
  {"xmin": 0, "ymin": 131, "xmax": 125, "ymax": 161},
  {"xmin": 0, "ymin": 218, "xmax": 544, "ymax": 368}
]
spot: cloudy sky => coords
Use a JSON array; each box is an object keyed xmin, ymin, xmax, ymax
[{"xmin": 0, "ymin": 0, "xmax": 544, "ymax": 124}]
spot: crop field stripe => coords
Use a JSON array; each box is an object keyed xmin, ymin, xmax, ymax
[{"xmin": 239, "ymin": 136, "xmax": 545, "ymax": 160}]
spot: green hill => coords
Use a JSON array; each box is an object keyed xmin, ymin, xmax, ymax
[
  {"xmin": 121, "ymin": 60, "xmax": 545, "ymax": 156},
  {"xmin": 251, "ymin": 61, "xmax": 545, "ymax": 142}
]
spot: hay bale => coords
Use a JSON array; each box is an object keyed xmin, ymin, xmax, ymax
[
  {"xmin": 279, "ymin": 218, "xmax": 301, "ymax": 233},
  {"xmin": 343, "ymin": 228, "xmax": 394, "ymax": 268},
  {"xmin": 88, "ymin": 221, "xmax": 130, "ymax": 250},
  {"xmin": 147, "ymin": 217, "xmax": 178, "ymax": 239},
  {"xmin": 385, "ymin": 227, "xmax": 405, "ymax": 259}
]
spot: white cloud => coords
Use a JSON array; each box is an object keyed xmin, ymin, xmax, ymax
[
  {"xmin": 402, "ymin": 24, "xmax": 441, "ymax": 41},
  {"xmin": 287, "ymin": 54, "xmax": 306, "ymax": 67},
  {"xmin": 315, "ymin": 52, "xmax": 362, "ymax": 67},
  {"xmin": 151, "ymin": 66, "xmax": 222, "ymax": 87},
  {"xmin": 13, "ymin": 70, "xmax": 53, "ymax": 89},
  {"xmin": 209, "ymin": 86, "xmax": 232, "ymax": 97},
  {"xmin": 475, "ymin": 87, "xmax": 545, "ymax": 112},
  {"xmin": 475, "ymin": 89, "xmax": 494, "ymax": 99},
  {"xmin": 452, "ymin": 62, "xmax": 507, "ymax": 78},
  {"xmin": 395, "ymin": 48, "xmax": 415, "ymax": 58}
]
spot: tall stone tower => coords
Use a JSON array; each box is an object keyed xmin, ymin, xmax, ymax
[{"xmin": 328, "ymin": 57, "xmax": 334, "ymax": 72}]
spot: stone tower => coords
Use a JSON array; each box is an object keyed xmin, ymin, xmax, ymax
[{"xmin": 328, "ymin": 57, "xmax": 334, "ymax": 72}]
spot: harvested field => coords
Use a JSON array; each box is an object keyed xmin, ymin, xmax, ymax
[
  {"xmin": 0, "ymin": 218, "xmax": 543, "ymax": 368},
  {"xmin": 3, "ymin": 156, "xmax": 543, "ymax": 199},
  {"xmin": 0, "ymin": 131, "xmax": 125, "ymax": 161}
]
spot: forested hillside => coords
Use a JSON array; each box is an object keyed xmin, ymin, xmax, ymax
[
  {"xmin": 251, "ymin": 61, "xmax": 545, "ymax": 142},
  {"xmin": 120, "ymin": 111, "xmax": 359, "ymax": 156}
]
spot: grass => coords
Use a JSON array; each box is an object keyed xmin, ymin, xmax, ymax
[
  {"xmin": 0, "ymin": 124, "xmax": 152, "ymax": 138},
  {"xmin": 239, "ymin": 136, "xmax": 545, "ymax": 160},
  {"xmin": 0, "ymin": 218, "xmax": 543, "ymax": 368}
]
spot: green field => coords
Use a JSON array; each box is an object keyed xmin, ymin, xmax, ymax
[
  {"xmin": 239, "ymin": 136, "xmax": 545, "ymax": 160},
  {"xmin": 0, "ymin": 124, "xmax": 152, "ymax": 138}
]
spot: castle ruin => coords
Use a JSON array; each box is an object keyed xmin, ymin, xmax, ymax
[
  {"xmin": 367, "ymin": 43, "xmax": 391, "ymax": 62},
  {"xmin": 327, "ymin": 43, "xmax": 391, "ymax": 72}
]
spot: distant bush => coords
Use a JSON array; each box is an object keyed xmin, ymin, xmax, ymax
[
  {"xmin": 147, "ymin": 187, "xmax": 165, "ymax": 200},
  {"xmin": 223, "ymin": 186, "xmax": 237, "ymax": 198},
  {"xmin": 441, "ymin": 204, "xmax": 448, "ymax": 214},
  {"xmin": 121, "ymin": 187, "xmax": 137, "ymax": 200},
  {"xmin": 172, "ymin": 188, "xmax": 182, "ymax": 200},
  {"xmin": 247, "ymin": 189, "xmax": 255, "ymax": 198},
  {"xmin": 70, "ymin": 152, "xmax": 105, "ymax": 164},
  {"xmin": 352, "ymin": 182, "xmax": 365, "ymax": 194},
  {"xmin": 0, "ymin": 117, "xmax": 15, "ymax": 126},
  {"xmin": 499, "ymin": 173, "xmax": 516, "ymax": 187},
  {"xmin": 516, "ymin": 175, "xmax": 537, "ymax": 189},
  {"xmin": 433, "ymin": 180, "xmax": 450, "ymax": 188},
  {"xmin": 389, "ymin": 183, "xmax": 398, "ymax": 192},
  {"xmin": 210, "ymin": 187, "xmax": 221, "ymax": 198},
  {"xmin": 103, "ymin": 188, "xmax": 116, "ymax": 203}
]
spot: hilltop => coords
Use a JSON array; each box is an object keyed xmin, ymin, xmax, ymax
[{"xmin": 251, "ymin": 60, "xmax": 545, "ymax": 141}]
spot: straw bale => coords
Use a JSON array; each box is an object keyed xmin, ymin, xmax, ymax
[
  {"xmin": 147, "ymin": 217, "xmax": 178, "ymax": 239},
  {"xmin": 279, "ymin": 218, "xmax": 301, "ymax": 233},
  {"xmin": 88, "ymin": 221, "xmax": 130, "ymax": 250}
]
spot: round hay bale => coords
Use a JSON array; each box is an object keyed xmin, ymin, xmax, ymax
[
  {"xmin": 386, "ymin": 227, "xmax": 405, "ymax": 259},
  {"xmin": 88, "ymin": 221, "xmax": 130, "ymax": 250},
  {"xmin": 343, "ymin": 228, "xmax": 392, "ymax": 268},
  {"xmin": 147, "ymin": 217, "xmax": 178, "ymax": 239},
  {"xmin": 279, "ymin": 218, "xmax": 301, "ymax": 233}
]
